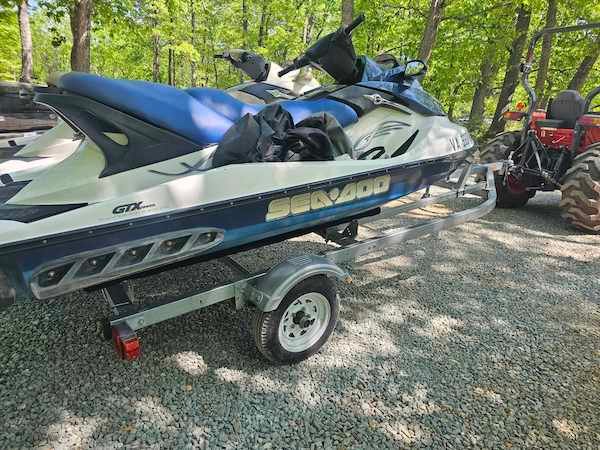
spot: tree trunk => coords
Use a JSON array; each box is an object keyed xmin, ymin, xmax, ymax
[
  {"xmin": 152, "ymin": 31, "xmax": 161, "ymax": 82},
  {"xmin": 242, "ymin": 0, "xmax": 248, "ymax": 48},
  {"xmin": 341, "ymin": 0, "xmax": 354, "ymax": 26},
  {"xmin": 447, "ymin": 81, "xmax": 465, "ymax": 121},
  {"xmin": 211, "ymin": 38, "xmax": 219, "ymax": 88},
  {"xmin": 534, "ymin": 0, "xmax": 557, "ymax": 109},
  {"xmin": 69, "ymin": 0, "xmax": 93, "ymax": 72},
  {"xmin": 303, "ymin": 13, "xmax": 315, "ymax": 45},
  {"xmin": 258, "ymin": 1, "xmax": 269, "ymax": 47},
  {"xmin": 468, "ymin": 40, "xmax": 500, "ymax": 130},
  {"xmin": 190, "ymin": 0, "xmax": 197, "ymax": 86},
  {"xmin": 168, "ymin": 48, "xmax": 175, "ymax": 85},
  {"xmin": 202, "ymin": 32, "xmax": 209, "ymax": 85},
  {"xmin": 418, "ymin": 0, "xmax": 446, "ymax": 63},
  {"xmin": 17, "ymin": 0, "xmax": 33, "ymax": 83},
  {"xmin": 567, "ymin": 40, "xmax": 600, "ymax": 92},
  {"xmin": 487, "ymin": 5, "xmax": 531, "ymax": 137},
  {"xmin": 172, "ymin": 52, "xmax": 176, "ymax": 85}
]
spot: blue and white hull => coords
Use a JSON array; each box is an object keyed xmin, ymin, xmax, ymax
[
  {"xmin": 0, "ymin": 150, "xmax": 465, "ymax": 303},
  {"xmin": 0, "ymin": 71, "xmax": 476, "ymax": 306}
]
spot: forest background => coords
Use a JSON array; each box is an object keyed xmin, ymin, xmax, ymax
[{"xmin": 0, "ymin": 0, "xmax": 598, "ymax": 137}]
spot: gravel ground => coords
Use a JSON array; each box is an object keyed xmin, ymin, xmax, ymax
[{"xmin": 1, "ymin": 191, "xmax": 599, "ymax": 449}]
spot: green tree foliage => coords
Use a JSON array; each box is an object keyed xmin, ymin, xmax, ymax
[
  {"xmin": 0, "ymin": 4, "xmax": 20, "ymax": 80},
  {"xmin": 2, "ymin": 0, "xmax": 599, "ymax": 132}
]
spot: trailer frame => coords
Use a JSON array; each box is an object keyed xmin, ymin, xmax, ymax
[{"xmin": 104, "ymin": 162, "xmax": 501, "ymax": 361}]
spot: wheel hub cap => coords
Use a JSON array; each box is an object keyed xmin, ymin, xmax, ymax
[{"xmin": 278, "ymin": 293, "xmax": 331, "ymax": 353}]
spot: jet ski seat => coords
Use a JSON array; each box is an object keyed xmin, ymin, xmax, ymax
[
  {"xmin": 185, "ymin": 87, "xmax": 357, "ymax": 128},
  {"xmin": 55, "ymin": 73, "xmax": 358, "ymax": 147}
]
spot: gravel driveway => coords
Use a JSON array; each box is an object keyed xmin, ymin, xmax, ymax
[{"xmin": 1, "ymin": 191, "xmax": 598, "ymax": 449}]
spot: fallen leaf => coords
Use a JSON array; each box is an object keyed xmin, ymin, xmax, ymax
[{"xmin": 121, "ymin": 425, "xmax": 135, "ymax": 433}]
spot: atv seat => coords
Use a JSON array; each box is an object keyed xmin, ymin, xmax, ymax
[
  {"xmin": 536, "ymin": 119, "xmax": 569, "ymax": 128},
  {"xmin": 546, "ymin": 90, "xmax": 585, "ymax": 129},
  {"xmin": 55, "ymin": 72, "xmax": 358, "ymax": 147}
]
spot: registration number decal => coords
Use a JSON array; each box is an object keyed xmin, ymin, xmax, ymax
[{"xmin": 266, "ymin": 175, "xmax": 391, "ymax": 221}]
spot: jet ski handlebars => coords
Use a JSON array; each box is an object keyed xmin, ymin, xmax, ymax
[
  {"xmin": 278, "ymin": 13, "xmax": 366, "ymax": 84},
  {"xmin": 214, "ymin": 50, "xmax": 270, "ymax": 82}
]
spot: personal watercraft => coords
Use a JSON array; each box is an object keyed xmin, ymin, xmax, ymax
[
  {"xmin": 0, "ymin": 51, "xmax": 318, "ymax": 188},
  {"xmin": 0, "ymin": 15, "xmax": 474, "ymax": 306}
]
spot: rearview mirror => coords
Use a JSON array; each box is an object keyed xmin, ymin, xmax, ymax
[{"xmin": 404, "ymin": 60, "xmax": 427, "ymax": 77}]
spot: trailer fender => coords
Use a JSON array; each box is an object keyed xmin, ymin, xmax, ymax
[{"xmin": 247, "ymin": 255, "xmax": 349, "ymax": 312}]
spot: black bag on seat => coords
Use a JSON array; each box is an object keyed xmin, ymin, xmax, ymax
[
  {"xmin": 212, "ymin": 104, "xmax": 293, "ymax": 167},
  {"xmin": 284, "ymin": 113, "xmax": 353, "ymax": 161},
  {"xmin": 212, "ymin": 104, "xmax": 352, "ymax": 168}
]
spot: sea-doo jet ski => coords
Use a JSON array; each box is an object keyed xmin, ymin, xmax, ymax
[
  {"xmin": 0, "ymin": 14, "xmax": 474, "ymax": 306},
  {"xmin": 0, "ymin": 50, "xmax": 316, "ymax": 187}
]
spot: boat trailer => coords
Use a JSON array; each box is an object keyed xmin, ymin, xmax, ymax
[{"xmin": 102, "ymin": 162, "xmax": 501, "ymax": 363}]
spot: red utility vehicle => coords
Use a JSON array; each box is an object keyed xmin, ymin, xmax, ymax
[{"xmin": 481, "ymin": 23, "xmax": 600, "ymax": 232}]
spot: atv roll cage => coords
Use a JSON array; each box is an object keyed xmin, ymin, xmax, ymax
[
  {"xmin": 573, "ymin": 85, "xmax": 600, "ymax": 150},
  {"xmin": 521, "ymin": 22, "xmax": 600, "ymax": 134},
  {"xmin": 502, "ymin": 22, "xmax": 600, "ymax": 191}
]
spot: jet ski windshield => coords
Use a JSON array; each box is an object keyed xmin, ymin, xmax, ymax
[{"xmin": 278, "ymin": 14, "xmax": 444, "ymax": 116}]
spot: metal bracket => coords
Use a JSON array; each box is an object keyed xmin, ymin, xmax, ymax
[
  {"xmin": 101, "ymin": 282, "xmax": 135, "ymax": 316},
  {"xmin": 363, "ymin": 94, "xmax": 411, "ymax": 114}
]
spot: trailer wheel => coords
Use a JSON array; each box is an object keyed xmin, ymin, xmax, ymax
[
  {"xmin": 560, "ymin": 144, "xmax": 600, "ymax": 233},
  {"xmin": 251, "ymin": 275, "xmax": 338, "ymax": 364}
]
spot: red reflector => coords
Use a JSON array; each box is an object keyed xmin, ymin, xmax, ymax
[
  {"xmin": 502, "ymin": 111, "xmax": 526, "ymax": 121},
  {"xmin": 112, "ymin": 324, "xmax": 141, "ymax": 360},
  {"xmin": 121, "ymin": 338, "xmax": 141, "ymax": 360}
]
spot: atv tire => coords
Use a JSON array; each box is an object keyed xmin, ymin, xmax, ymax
[
  {"xmin": 478, "ymin": 131, "xmax": 520, "ymax": 164},
  {"xmin": 560, "ymin": 144, "xmax": 600, "ymax": 233}
]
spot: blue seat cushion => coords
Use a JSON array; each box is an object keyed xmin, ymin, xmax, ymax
[
  {"xmin": 56, "ymin": 73, "xmax": 358, "ymax": 147},
  {"xmin": 185, "ymin": 87, "xmax": 358, "ymax": 128},
  {"xmin": 57, "ymin": 73, "xmax": 233, "ymax": 146}
]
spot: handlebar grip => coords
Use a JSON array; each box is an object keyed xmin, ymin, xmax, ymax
[
  {"xmin": 279, "ymin": 55, "xmax": 310, "ymax": 77},
  {"xmin": 345, "ymin": 13, "xmax": 365, "ymax": 35},
  {"xmin": 278, "ymin": 65, "xmax": 297, "ymax": 77}
]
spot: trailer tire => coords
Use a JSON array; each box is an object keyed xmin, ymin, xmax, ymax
[
  {"xmin": 560, "ymin": 144, "xmax": 600, "ymax": 233},
  {"xmin": 250, "ymin": 275, "xmax": 338, "ymax": 364}
]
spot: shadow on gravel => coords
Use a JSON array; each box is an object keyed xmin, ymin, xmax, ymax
[{"xmin": 0, "ymin": 191, "xmax": 599, "ymax": 449}]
